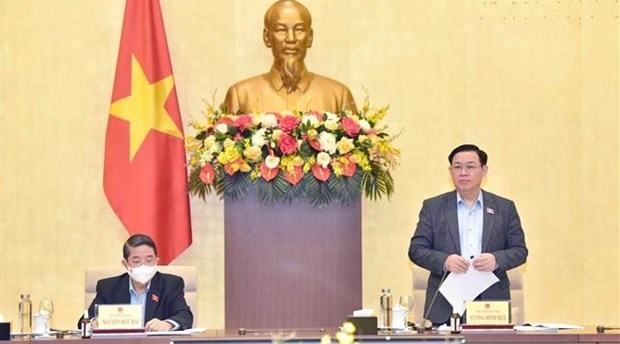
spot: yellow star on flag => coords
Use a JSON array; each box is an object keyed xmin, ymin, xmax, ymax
[{"xmin": 109, "ymin": 54, "xmax": 183, "ymax": 160}]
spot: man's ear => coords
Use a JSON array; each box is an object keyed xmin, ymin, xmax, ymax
[
  {"xmin": 263, "ymin": 28, "xmax": 272, "ymax": 47},
  {"xmin": 307, "ymin": 28, "xmax": 314, "ymax": 48}
]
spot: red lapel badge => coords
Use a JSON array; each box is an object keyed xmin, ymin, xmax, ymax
[{"xmin": 151, "ymin": 294, "xmax": 159, "ymax": 302}]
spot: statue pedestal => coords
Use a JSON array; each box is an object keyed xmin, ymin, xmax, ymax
[{"xmin": 224, "ymin": 192, "xmax": 362, "ymax": 328}]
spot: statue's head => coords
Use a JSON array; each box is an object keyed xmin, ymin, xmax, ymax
[{"xmin": 263, "ymin": 1, "xmax": 314, "ymax": 74}]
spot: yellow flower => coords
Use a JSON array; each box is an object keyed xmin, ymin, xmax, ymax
[
  {"xmin": 341, "ymin": 322, "xmax": 356, "ymax": 334},
  {"xmin": 217, "ymin": 146, "xmax": 241, "ymax": 164},
  {"xmin": 292, "ymin": 156, "xmax": 304, "ymax": 167},
  {"xmin": 244, "ymin": 145, "xmax": 262, "ymax": 161},
  {"xmin": 272, "ymin": 129, "xmax": 283, "ymax": 140},
  {"xmin": 223, "ymin": 138, "xmax": 235, "ymax": 149},
  {"xmin": 336, "ymin": 137, "xmax": 355, "ymax": 155},
  {"xmin": 239, "ymin": 162, "xmax": 252, "ymax": 173},
  {"xmin": 307, "ymin": 129, "xmax": 318, "ymax": 139}
]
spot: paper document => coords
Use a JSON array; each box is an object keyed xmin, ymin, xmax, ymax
[
  {"xmin": 439, "ymin": 266, "xmax": 499, "ymax": 315},
  {"xmin": 145, "ymin": 327, "xmax": 207, "ymax": 336},
  {"xmin": 513, "ymin": 323, "xmax": 584, "ymax": 332}
]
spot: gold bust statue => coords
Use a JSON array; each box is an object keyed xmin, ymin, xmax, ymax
[{"xmin": 223, "ymin": 0, "xmax": 358, "ymax": 114}]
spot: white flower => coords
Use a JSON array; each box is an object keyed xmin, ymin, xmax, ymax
[
  {"xmin": 359, "ymin": 119, "xmax": 371, "ymax": 132},
  {"xmin": 215, "ymin": 123, "xmax": 228, "ymax": 134},
  {"xmin": 260, "ymin": 113, "xmax": 278, "ymax": 128},
  {"xmin": 264, "ymin": 155, "xmax": 280, "ymax": 169},
  {"xmin": 318, "ymin": 131, "xmax": 337, "ymax": 154},
  {"xmin": 200, "ymin": 136, "xmax": 221, "ymax": 162},
  {"xmin": 325, "ymin": 112, "xmax": 339, "ymax": 121},
  {"xmin": 324, "ymin": 119, "xmax": 339, "ymax": 131},
  {"xmin": 316, "ymin": 152, "xmax": 331, "ymax": 168},
  {"xmin": 252, "ymin": 128, "xmax": 267, "ymax": 147},
  {"xmin": 301, "ymin": 113, "xmax": 319, "ymax": 126}
]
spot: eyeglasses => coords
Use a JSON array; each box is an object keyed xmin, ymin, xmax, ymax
[
  {"xmin": 450, "ymin": 165, "xmax": 482, "ymax": 174},
  {"xmin": 126, "ymin": 256, "xmax": 157, "ymax": 267}
]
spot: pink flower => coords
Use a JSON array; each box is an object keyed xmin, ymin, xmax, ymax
[
  {"xmin": 260, "ymin": 158, "xmax": 279, "ymax": 181},
  {"xmin": 285, "ymin": 166, "xmax": 303, "ymax": 185},
  {"xmin": 199, "ymin": 164, "xmax": 215, "ymax": 184},
  {"xmin": 279, "ymin": 115, "xmax": 300, "ymax": 132},
  {"xmin": 278, "ymin": 133, "xmax": 298, "ymax": 154},
  {"xmin": 341, "ymin": 116, "xmax": 361, "ymax": 137},
  {"xmin": 311, "ymin": 164, "xmax": 330, "ymax": 181},
  {"xmin": 234, "ymin": 114, "xmax": 254, "ymax": 131},
  {"xmin": 341, "ymin": 157, "xmax": 357, "ymax": 177}
]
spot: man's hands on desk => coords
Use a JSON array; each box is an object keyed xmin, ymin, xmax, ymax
[
  {"xmin": 445, "ymin": 253, "xmax": 497, "ymax": 273},
  {"xmin": 145, "ymin": 318, "xmax": 174, "ymax": 332}
]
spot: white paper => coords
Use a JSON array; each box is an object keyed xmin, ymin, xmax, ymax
[
  {"xmin": 146, "ymin": 330, "xmax": 191, "ymax": 336},
  {"xmin": 439, "ymin": 265, "xmax": 499, "ymax": 315},
  {"xmin": 145, "ymin": 327, "xmax": 207, "ymax": 336},
  {"xmin": 352, "ymin": 309, "xmax": 375, "ymax": 317},
  {"xmin": 513, "ymin": 323, "xmax": 584, "ymax": 332}
]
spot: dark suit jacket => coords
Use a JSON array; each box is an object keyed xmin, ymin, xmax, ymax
[
  {"xmin": 79, "ymin": 272, "xmax": 193, "ymax": 330},
  {"xmin": 408, "ymin": 190, "xmax": 528, "ymax": 325}
]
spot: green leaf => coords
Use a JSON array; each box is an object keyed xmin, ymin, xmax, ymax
[
  {"xmin": 328, "ymin": 169, "xmax": 363, "ymax": 205},
  {"xmin": 188, "ymin": 167, "xmax": 213, "ymax": 200},
  {"xmin": 222, "ymin": 172, "xmax": 252, "ymax": 201}
]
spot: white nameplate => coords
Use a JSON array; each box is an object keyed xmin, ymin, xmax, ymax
[
  {"xmin": 465, "ymin": 300, "xmax": 511, "ymax": 325},
  {"xmin": 96, "ymin": 304, "xmax": 143, "ymax": 329}
]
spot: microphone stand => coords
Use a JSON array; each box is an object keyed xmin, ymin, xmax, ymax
[{"xmin": 418, "ymin": 268, "xmax": 449, "ymax": 332}]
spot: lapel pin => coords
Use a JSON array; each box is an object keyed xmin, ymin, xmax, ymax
[{"xmin": 486, "ymin": 207, "xmax": 494, "ymax": 215}]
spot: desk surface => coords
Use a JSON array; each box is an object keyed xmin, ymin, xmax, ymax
[{"xmin": 8, "ymin": 327, "xmax": 620, "ymax": 343}]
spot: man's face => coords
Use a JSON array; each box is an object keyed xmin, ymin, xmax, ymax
[
  {"xmin": 264, "ymin": 3, "xmax": 313, "ymax": 66},
  {"xmin": 449, "ymin": 151, "xmax": 488, "ymax": 195},
  {"xmin": 123, "ymin": 244, "xmax": 158, "ymax": 268}
]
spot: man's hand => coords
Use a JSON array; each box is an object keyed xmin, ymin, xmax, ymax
[
  {"xmin": 471, "ymin": 253, "xmax": 497, "ymax": 272},
  {"xmin": 144, "ymin": 318, "xmax": 173, "ymax": 332},
  {"xmin": 444, "ymin": 254, "xmax": 470, "ymax": 273}
]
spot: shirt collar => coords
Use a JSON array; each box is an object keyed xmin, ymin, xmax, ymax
[
  {"xmin": 128, "ymin": 278, "xmax": 151, "ymax": 296},
  {"xmin": 266, "ymin": 65, "xmax": 313, "ymax": 94},
  {"xmin": 456, "ymin": 191, "xmax": 484, "ymax": 209}
]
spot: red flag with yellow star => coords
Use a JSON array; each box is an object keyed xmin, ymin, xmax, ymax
[{"xmin": 104, "ymin": 0, "xmax": 192, "ymax": 264}]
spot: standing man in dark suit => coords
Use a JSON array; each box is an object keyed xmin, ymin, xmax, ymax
[
  {"xmin": 80, "ymin": 234, "xmax": 193, "ymax": 331},
  {"xmin": 408, "ymin": 144, "xmax": 528, "ymax": 326}
]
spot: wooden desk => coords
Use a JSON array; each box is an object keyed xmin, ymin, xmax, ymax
[{"xmin": 8, "ymin": 328, "xmax": 619, "ymax": 343}]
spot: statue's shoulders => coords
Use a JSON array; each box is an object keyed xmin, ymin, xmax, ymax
[
  {"xmin": 227, "ymin": 73, "xmax": 270, "ymax": 90},
  {"xmin": 310, "ymin": 73, "xmax": 352, "ymax": 91}
]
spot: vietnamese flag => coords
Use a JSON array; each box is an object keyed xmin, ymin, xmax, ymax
[{"xmin": 103, "ymin": 0, "xmax": 192, "ymax": 264}]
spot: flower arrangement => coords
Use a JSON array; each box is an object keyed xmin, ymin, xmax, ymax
[{"xmin": 186, "ymin": 98, "xmax": 400, "ymax": 208}]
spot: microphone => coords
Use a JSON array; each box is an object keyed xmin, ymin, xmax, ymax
[
  {"xmin": 419, "ymin": 268, "xmax": 449, "ymax": 332},
  {"xmin": 596, "ymin": 325, "xmax": 620, "ymax": 333}
]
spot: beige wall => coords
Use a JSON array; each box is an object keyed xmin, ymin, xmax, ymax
[{"xmin": 1, "ymin": 0, "xmax": 618, "ymax": 330}]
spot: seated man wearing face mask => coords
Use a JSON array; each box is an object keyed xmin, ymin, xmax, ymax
[{"xmin": 78, "ymin": 234, "xmax": 193, "ymax": 331}]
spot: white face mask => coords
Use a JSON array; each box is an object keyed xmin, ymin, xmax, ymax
[{"xmin": 128, "ymin": 264, "xmax": 157, "ymax": 285}]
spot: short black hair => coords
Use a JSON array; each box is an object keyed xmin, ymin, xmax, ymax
[
  {"xmin": 448, "ymin": 144, "xmax": 488, "ymax": 166},
  {"xmin": 123, "ymin": 234, "xmax": 158, "ymax": 259}
]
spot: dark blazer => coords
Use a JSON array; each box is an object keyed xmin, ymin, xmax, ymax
[
  {"xmin": 79, "ymin": 271, "xmax": 193, "ymax": 330},
  {"xmin": 408, "ymin": 190, "xmax": 528, "ymax": 325}
]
